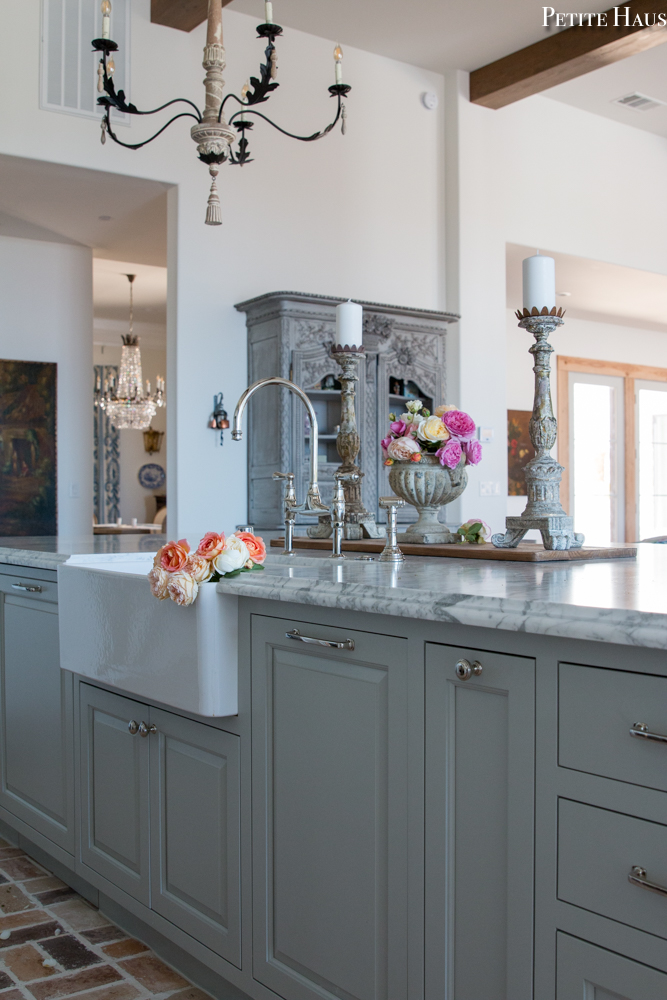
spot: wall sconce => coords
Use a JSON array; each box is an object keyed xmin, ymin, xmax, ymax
[
  {"xmin": 143, "ymin": 426, "xmax": 164, "ymax": 454},
  {"xmin": 209, "ymin": 393, "xmax": 230, "ymax": 445}
]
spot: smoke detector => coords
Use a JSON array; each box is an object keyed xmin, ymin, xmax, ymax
[{"xmin": 613, "ymin": 92, "xmax": 666, "ymax": 112}]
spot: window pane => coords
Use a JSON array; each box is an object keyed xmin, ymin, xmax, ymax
[
  {"xmin": 638, "ymin": 388, "xmax": 667, "ymax": 540},
  {"xmin": 572, "ymin": 382, "xmax": 614, "ymax": 546}
]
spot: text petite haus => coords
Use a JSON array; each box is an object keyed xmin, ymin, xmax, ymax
[{"xmin": 544, "ymin": 6, "xmax": 667, "ymax": 25}]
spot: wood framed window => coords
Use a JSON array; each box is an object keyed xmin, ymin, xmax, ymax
[{"xmin": 557, "ymin": 356, "xmax": 667, "ymax": 543}]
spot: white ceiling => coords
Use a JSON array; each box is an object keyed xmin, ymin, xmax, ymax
[
  {"xmin": 544, "ymin": 40, "xmax": 667, "ymax": 137},
  {"xmin": 507, "ymin": 243, "xmax": 667, "ymax": 332},
  {"xmin": 226, "ymin": 0, "xmax": 610, "ymax": 74},
  {"xmin": 0, "ymin": 155, "xmax": 169, "ymax": 266},
  {"xmin": 93, "ymin": 257, "xmax": 167, "ymax": 326}
]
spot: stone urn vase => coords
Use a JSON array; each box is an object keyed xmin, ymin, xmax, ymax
[{"xmin": 388, "ymin": 454, "xmax": 468, "ymax": 544}]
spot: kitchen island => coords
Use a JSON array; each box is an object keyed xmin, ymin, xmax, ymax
[{"xmin": 1, "ymin": 537, "xmax": 666, "ymax": 1000}]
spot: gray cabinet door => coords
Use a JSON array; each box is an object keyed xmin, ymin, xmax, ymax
[
  {"xmin": 0, "ymin": 592, "xmax": 74, "ymax": 853},
  {"xmin": 425, "ymin": 643, "xmax": 535, "ymax": 1000},
  {"xmin": 557, "ymin": 932, "xmax": 667, "ymax": 998},
  {"xmin": 251, "ymin": 614, "xmax": 410, "ymax": 1000},
  {"xmin": 79, "ymin": 684, "xmax": 150, "ymax": 904},
  {"xmin": 149, "ymin": 708, "xmax": 241, "ymax": 968}
]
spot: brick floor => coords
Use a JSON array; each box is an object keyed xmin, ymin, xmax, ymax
[{"xmin": 0, "ymin": 839, "xmax": 213, "ymax": 1000}]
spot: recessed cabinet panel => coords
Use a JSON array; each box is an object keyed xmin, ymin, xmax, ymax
[
  {"xmin": 150, "ymin": 708, "xmax": 241, "ymax": 967},
  {"xmin": 0, "ymin": 594, "xmax": 74, "ymax": 852},
  {"xmin": 252, "ymin": 614, "xmax": 409, "ymax": 1000},
  {"xmin": 79, "ymin": 684, "xmax": 150, "ymax": 904},
  {"xmin": 425, "ymin": 643, "xmax": 535, "ymax": 1000},
  {"xmin": 556, "ymin": 932, "xmax": 667, "ymax": 999},
  {"xmin": 559, "ymin": 663, "xmax": 667, "ymax": 791},
  {"xmin": 558, "ymin": 798, "xmax": 667, "ymax": 941}
]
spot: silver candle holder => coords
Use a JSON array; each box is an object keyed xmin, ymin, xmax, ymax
[{"xmin": 492, "ymin": 308, "xmax": 584, "ymax": 551}]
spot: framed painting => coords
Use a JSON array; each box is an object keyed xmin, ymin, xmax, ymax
[
  {"xmin": 0, "ymin": 360, "xmax": 57, "ymax": 536},
  {"xmin": 507, "ymin": 409, "xmax": 535, "ymax": 497}
]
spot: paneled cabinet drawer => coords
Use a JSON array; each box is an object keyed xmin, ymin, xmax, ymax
[
  {"xmin": 559, "ymin": 663, "xmax": 667, "ymax": 791},
  {"xmin": 557, "ymin": 932, "xmax": 667, "ymax": 998},
  {"xmin": 558, "ymin": 798, "xmax": 667, "ymax": 942}
]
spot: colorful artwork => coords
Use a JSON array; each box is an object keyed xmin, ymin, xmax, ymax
[
  {"xmin": 507, "ymin": 409, "xmax": 535, "ymax": 497},
  {"xmin": 0, "ymin": 360, "xmax": 57, "ymax": 536}
]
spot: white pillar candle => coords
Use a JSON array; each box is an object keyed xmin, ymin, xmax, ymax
[
  {"xmin": 264, "ymin": 1, "xmax": 273, "ymax": 24},
  {"xmin": 522, "ymin": 252, "xmax": 556, "ymax": 312},
  {"xmin": 336, "ymin": 300, "xmax": 363, "ymax": 348}
]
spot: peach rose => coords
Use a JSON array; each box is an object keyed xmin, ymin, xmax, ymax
[
  {"xmin": 185, "ymin": 554, "xmax": 214, "ymax": 583},
  {"xmin": 234, "ymin": 531, "xmax": 266, "ymax": 564},
  {"xmin": 196, "ymin": 532, "xmax": 226, "ymax": 560},
  {"xmin": 148, "ymin": 565, "xmax": 169, "ymax": 600},
  {"xmin": 167, "ymin": 572, "xmax": 198, "ymax": 607},
  {"xmin": 159, "ymin": 539, "xmax": 191, "ymax": 573},
  {"xmin": 387, "ymin": 436, "xmax": 421, "ymax": 461},
  {"xmin": 417, "ymin": 416, "xmax": 450, "ymax": 444},
  {"xmin": 213, "ymin": 535, "xmax": 250, "ymax": 575},
  {"xmin": 435, "ymin": 404, "xmax": 458, "ymax": 417}
]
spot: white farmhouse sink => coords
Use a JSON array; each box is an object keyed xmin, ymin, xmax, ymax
[{"xmin": 58, "ymin": 553, "xmax": 238, "ymax": 717}]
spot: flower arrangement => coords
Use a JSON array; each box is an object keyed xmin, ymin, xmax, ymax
[
  {"xmin": 148, "ymin": 530, "xmax": 266, "ymax": 607},
  {"xmin": 382, "ymin": 399, "xmax": 482, "ymax": 469},
  {"xmin": 456, "ymin": 519, "xmax": 491, "ymax": 544}
]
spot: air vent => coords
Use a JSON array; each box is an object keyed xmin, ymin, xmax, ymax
[
  {"xmin": 41, "ymin": 0, "xmax": 130, "ymax": 124},
  {"xmin": 613, "ymin": 92, "xmax": 665, "ymax": 112}
]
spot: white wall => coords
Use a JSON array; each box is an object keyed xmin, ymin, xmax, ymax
[
  {"xmin": 93, "ymin": 344, "xmax": 167, "ymax": 525},
  {"xmin": 0, "ymin": 1, "xmax": 446, "ymax": 540},
  {"xmin": 0, "ymin": 235, "xmax": 93, "ymax": 537},
  {"xmin": 445, "ymin": 72, "xmax": 667, "ymax": 533}
]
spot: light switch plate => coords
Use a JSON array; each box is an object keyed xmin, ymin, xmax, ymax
[
  {"xmin": 479, "ymin": 481, "xmax": 501, "ymax": 496},
  {"xmin": 478, "ymin": 428, "xmax": 494, "ymax": 443}
]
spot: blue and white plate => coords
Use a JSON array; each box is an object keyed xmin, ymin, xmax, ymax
[{"xmin": 138, "ymin": 463, "xmax": 166, "ymax": 490}]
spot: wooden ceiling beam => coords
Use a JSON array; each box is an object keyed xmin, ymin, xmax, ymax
[
  {"xmin": 470, "ymin": 1, "xmax": 667, "ymax": 109},
  {"xmin": 151, "ymin": 0, "xmax": 234, "ymax": 33}
]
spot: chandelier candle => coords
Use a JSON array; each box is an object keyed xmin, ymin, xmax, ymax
[
  {"xmin": 101, "ymin": 0, "xmax": 111, "ymax": 39},
  {"xmin": 335, "ymin": 300, "xmax": 363, "ymax": 349},
  {"xmin": 334, "ymin": 45, "xmax": 343, "ymax": 84},
  {"xmin": 264, "ymin": 2, "xmax": 274, "ymax": 24},
  {"xmin": 522, "ymin": 252, "xmax": 556, "ymax": 313}
]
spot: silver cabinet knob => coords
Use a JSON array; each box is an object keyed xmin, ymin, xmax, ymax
[
  {"xmin": 455, "ymin": 659, "xmax": 483, "ymax": 681},
  {"xmin": 138, "ymin": 721, "xmax": 157, "ymax": 737},
  {"xmin": 128, "ymin": 720, "xmax": 139, "ymax": 735}
]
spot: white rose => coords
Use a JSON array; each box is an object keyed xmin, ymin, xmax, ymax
[
  {"xmin": 167, "ymin": 572, "xmax": 199, "ymax": 607},
  {"xmin": 148, "ymin": 566, "xmax": 169, "ymax": 600},
  {"xmin": 417, "ymin": 415, "xmax": 450, "ymax": 443},
  {"xmin": 213, "ymin": 535, "xmax": 250, "ymax": 575}
]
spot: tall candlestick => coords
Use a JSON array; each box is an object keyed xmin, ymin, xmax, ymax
[
  {"xmin": 522, "ymin": 252, "xmax": 555, "ymax": 312},
  {"xmin": 264, "ymin": 1, "xmax": 273, "ymax": 24},
  {"xmin": 101, "ymin": 0, "xmax": 111, "ymax": 39},
  {"xmin": 334, "ymin": 44, "xmax": 343, "ymax": 84},
  {"xmin": 336, "ymin": 300, "xmax": 362, "ymax": 348}
]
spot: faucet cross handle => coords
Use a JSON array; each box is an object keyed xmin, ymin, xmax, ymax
[
  {"xmin": 273, "ymin": 471, "xmax": 297, "ymax": 555},
  {"xmin": 379, "ymin": 496, "xmax": 406, "ymax": 563}
]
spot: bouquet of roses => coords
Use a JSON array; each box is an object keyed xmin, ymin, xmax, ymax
[
  {"xmin": 382, "ymin": 399, "xmax": 482, "ymax": 470},
  {"xmin": 148, "ymin": 530, "xmax": 266, "ymax": 607}
]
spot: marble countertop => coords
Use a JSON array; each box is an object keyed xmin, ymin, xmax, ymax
[
  {"xmin": 217, "ymin": 546, "xmax": 667, "ymax": 649},
  {"xmin": 0, "ymin": 535, "xmax": 163, "ymax": 571}
]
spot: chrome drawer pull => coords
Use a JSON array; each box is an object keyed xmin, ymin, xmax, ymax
[
  {"xmin": 628, "ymin": 866, "xmax": 667, "ymax": 898},
  {"xmin": 11, "ymin": 583, "xmax": 42, "ymax": 593},
  {"xmin": 629, "ymin": 722, "xmax": 667, "ymax": 744},
  {"xmin": 285, "ymin": 628, "xmax": 355, "ymax": 651}
]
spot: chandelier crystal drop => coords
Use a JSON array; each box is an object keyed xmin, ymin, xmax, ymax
[
  {"xmin": 92, "ymin": 0, "xmax": 351, "ymax": 225},
  {"xmin": 95, "ymin": 274, "xmax": 165, "ymax": 431}
]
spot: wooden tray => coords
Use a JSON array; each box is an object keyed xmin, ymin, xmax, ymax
[{"xmin": 270, "ymin": 538, "xmax": 637, "ymax": 562}]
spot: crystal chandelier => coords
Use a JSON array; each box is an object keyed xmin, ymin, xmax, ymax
[
  {"xmin": 93, "ymin": 0, "xmax": 351, "ymax": 225},
  {"xmin": 95, "ymin": 274, "xmax": 165, "ymax": 430}
]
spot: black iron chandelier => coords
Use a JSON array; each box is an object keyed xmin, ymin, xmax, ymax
[{"xmin": 93, "ymin": 0, "xmax": 352, "ymax": 225}]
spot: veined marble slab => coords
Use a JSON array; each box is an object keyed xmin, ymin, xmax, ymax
[
  {"xmin": 0, "ymin": 535, "xmax": 163, "ymax": 572},
  {"xmin": 217, "ymin": 546, "xmax": 667, "ymax": 650}
]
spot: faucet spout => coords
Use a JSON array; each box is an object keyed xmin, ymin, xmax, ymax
[{"xmin": 233, "ymin": 377, "xmax": 328, "ymax": 511}]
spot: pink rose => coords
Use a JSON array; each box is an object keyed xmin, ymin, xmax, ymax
[
  {"xmin": 442, "ymin": 409, "xmax": 476, "ymax": 441},
  {"xmin": 435, "ymin": 439, "xmax": 462, "ymax": 469},
  {"xmin": 167, "ymin": 572, "xmax": 199, "ymax": 607},
  {"xmin": 235, "ymin": 531, "xmax": 266, "ymax": 564},
  {"xmin": 387, "ymin": 436, "xmax": 421, "ymax": 461},
  {"xmin": 148, "ymin": 566, "xmax": 169, "ymax": 600},
  {"xmin": 381, "ymin": 435, "xmax": 394, "ymax": 452},
  {"xmin": 159, "ymin": 539, "xmax": 191, "ymax": 573},
  {"xmin": 196, "ymin": 531, "xmax": 226, "ymax": 560},
  {"xmin": 390, "ymin": 420, "xmax": 408, "ymax": 436},
  {"xmin": 185, "ymin": 554, "xmax": 214, "ymax": 583},
  {"xmin": 463, "ymin": 439, "xmax": 482, "ymax": 465}
]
